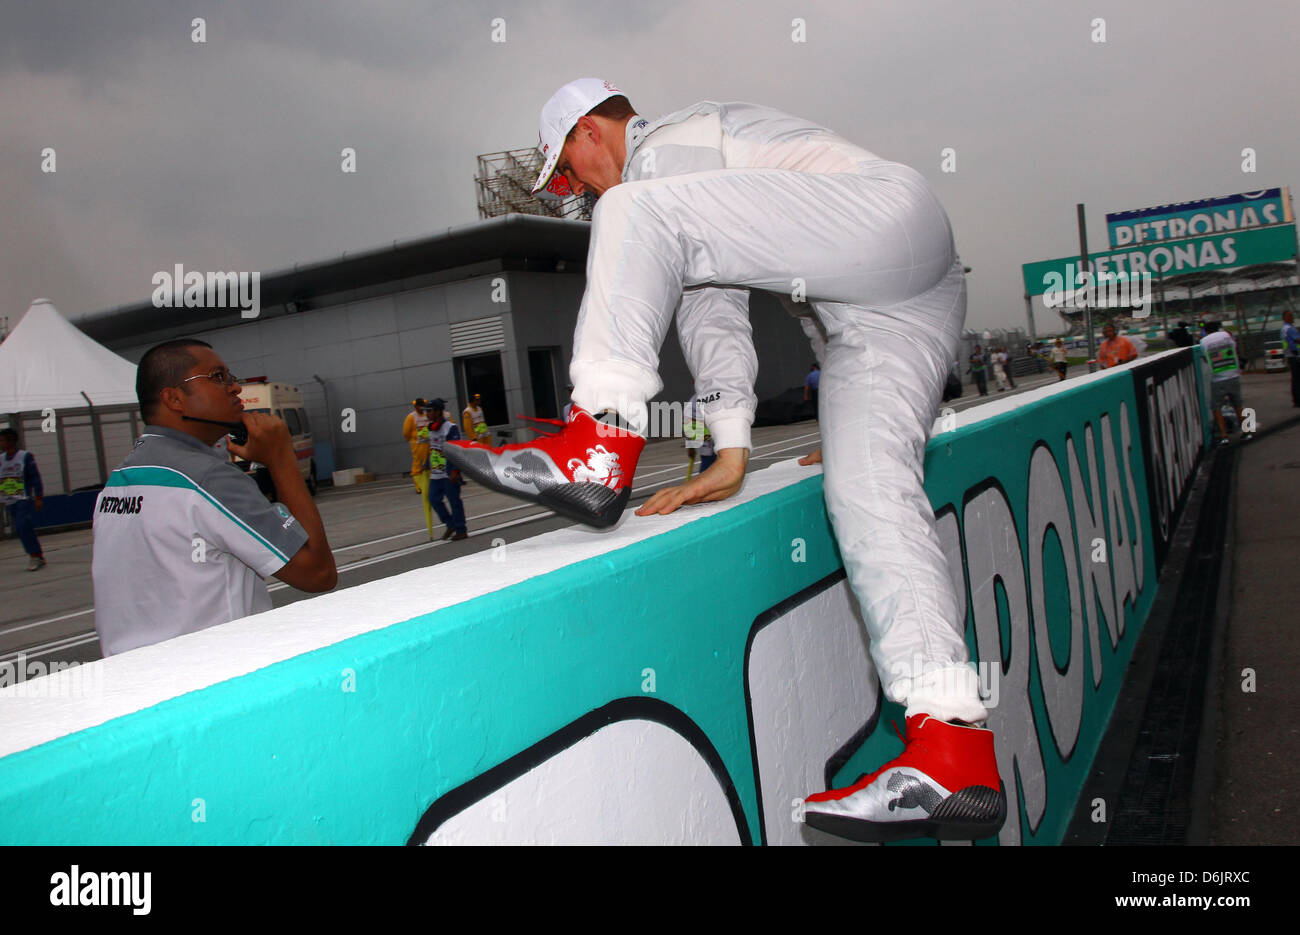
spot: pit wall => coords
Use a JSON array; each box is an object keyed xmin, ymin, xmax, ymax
[{"xmin": 0, "ymin": 349, "xmax": 1212, "ymax": 845}]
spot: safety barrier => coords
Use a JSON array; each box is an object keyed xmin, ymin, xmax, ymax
[{"xmin": 0, "ymin": 349, "xmax": 1213, "ymax": 844}]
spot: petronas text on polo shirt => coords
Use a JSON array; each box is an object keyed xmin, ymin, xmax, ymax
[{"xmin": 99, "ymin": 494, "xmax": 144, "ymax": 515}]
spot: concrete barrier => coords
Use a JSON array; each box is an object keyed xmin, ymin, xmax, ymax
[{"xmin": 0, "ymin": 349, "xmax": 1214, "ymax": 844}]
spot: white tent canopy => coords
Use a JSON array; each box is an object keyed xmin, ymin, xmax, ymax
[
  {"xmin": 0, "ymin": 299, "xmax": 137, "ymax": 412},
  {"xmin": 1, "ymin": 300, "xmax": 141, "ymax": 495}
]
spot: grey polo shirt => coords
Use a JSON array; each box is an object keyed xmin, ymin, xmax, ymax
[{"xmin": 92, "ymin": 426, "xmax": 310, "ymax": 656}]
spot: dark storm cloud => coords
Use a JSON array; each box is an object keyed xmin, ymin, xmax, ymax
[
  {"xmin": 0, "ymin": 0, "xmax": 483, "ymax": 77},
  {"xmin": 2, "ymin": 0, "xmax": 1299, "ymax": 328},
  {"xmin": 0, "ymin": 0, "xmax": 667, "ymax": 79}
]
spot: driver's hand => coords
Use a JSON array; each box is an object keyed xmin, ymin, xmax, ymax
[{"xmin": 635, "ymin": 447, "xmax": 748, "ymax": 517}]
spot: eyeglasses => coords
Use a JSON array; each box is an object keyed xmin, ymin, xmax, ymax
[{"xmin": 181, "ymin": 368, "xmax": 239, "ymax": 387}]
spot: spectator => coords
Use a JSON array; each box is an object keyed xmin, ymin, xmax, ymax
[
  {"xmin": 991, "ymin": 346, "xmax": 1010, "ymax": 392},
  {"xmin": 0, "ymin": 428, "xmax": 46, "ymax": 571},
  {"xmin": 426, "ymin": 398, "xmax": 468, "ymax": 541},
  {"xmin": 803, "ymin": 362, "xmax": 820, "ymax": 416},
  {"xmin": 1199, "ymin": 321, "xmax": 1253, "ymax": 444},
  {"xmin": 968, "ymin": 345, "xmax": 988, "ymax": 396},
  {"xmin": 1051, "ymin": 338, "xmax": 1069, "ymax": 382},
  {"xmin": 403, "ymin": 399, "xmax": 431, "ymax": 494},
  {"xmin": 462, "ymin": 393, "xmax": 490, "ymax": 444},
  {"xmin": 92, "ymin": 339, "xmax": 336, "ymax": 656},
  {"xmin": 1281, "ymin": 310, "xmax": 1299, "ymax": 408},
  {"xmin": 684, "ymin": 399, "xmax": 716, "ymax": 479},
  {"xmin": 1169, "ymin": 321, "xmax": 1195, "ymax": 348},
  {"xmin": 1097, "ymin": 323, "xmax": 1138, "ymax": 369}
]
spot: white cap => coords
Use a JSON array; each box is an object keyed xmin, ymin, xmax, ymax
[{"xmin": 531, "ymin": 78, "xmax": 624, "ymax": 194}]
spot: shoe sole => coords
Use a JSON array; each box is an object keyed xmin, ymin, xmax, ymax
[
  {"xmin": 804, "ymin": 782, "xmax": 1007, "ymax": 843},
  {"xmin": 446, "ymin": 447, "xmax": 630, "ymax": 530}
]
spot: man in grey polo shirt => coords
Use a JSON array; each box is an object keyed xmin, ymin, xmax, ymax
[{"xmin": 92, "ymin": 339, "xmax": 337, "ymax": 655}]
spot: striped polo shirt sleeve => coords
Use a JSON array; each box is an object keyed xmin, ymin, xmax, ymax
[{"xmin": 194, "ymin": 461, "xmax": 310, "ymax": 576}]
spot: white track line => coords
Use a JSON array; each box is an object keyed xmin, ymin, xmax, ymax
[
  {"xmin": 270, "ymin": 508, "xmax": 565, "ymax": 584},
  {"xmin": 2, "ymin": 607, "xmax": 95, "ymax": 634},
  {"xmin": 2, "ymin": 631, "xmax": 101, "ymax": 665}
]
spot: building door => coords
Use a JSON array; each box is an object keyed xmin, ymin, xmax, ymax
[
  {"xmin": 528, "ymin": 347, "xmax": 562, "ymax": 419},
  {"xmin": 455, "ymin": 352, "xmax": 507, "ymax": 430}
]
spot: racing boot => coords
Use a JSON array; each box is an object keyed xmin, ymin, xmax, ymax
[
  {"xmin": 803, "ymin": 714, "xmax": 1006, "ymax": 843},
  {"xmin": 443, "ymin": 405, "xmax": 644, "ymax": 530}
]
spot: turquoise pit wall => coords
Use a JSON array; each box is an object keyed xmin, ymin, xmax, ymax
[{"xmin": 0, "ymin": 350, "xmax": 1211, "ymax": 845}]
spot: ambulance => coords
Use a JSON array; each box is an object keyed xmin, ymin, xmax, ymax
[
  {"xmin": 236, "ymin": 378, "xmax": 317, "ymax": 497},
  {"xmin": 1263, "ymin": 340, "xmax": 1285, "ymax": 372}
]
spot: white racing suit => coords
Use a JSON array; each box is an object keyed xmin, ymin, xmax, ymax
[{"xmin": 572, "ymin": 102, "xmax": 983, "ymax": 722}]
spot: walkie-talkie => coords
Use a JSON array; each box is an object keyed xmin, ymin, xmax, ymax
[{"xmin": 183, "ymin": 416, "xmax": 249, "ymax": 446}]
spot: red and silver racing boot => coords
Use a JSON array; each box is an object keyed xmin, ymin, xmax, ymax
[
  {"xmin": 803, "ymin": 714, "xmax": 1006, "ymax": 843},
  {"xmin": 443, "ymin": 405, "xmax": 644, "ymax": 530}
]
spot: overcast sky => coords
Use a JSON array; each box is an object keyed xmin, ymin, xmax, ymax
[{"xmin": 3, "ymin": 0, "xmax": 1298, "ymax": 336}]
